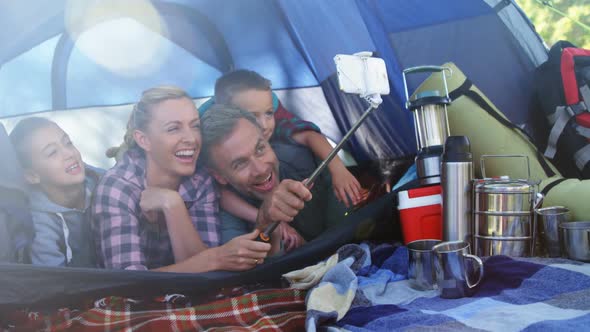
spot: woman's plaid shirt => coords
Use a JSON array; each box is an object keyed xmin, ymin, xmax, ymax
[{"xmin": 91, "ymin": 149, "xmax": 220, "ymax": 270}]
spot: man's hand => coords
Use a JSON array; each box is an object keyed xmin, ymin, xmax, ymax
[
  {"xmin": 214, "ymin": 229, "xmax": 271, "ymax": 271},
  {"xmin": 256, "ymin": 179, "xmax": 312, "ymax": 227},
  {"xmin": 278, "ymin": 222, "xmax": 306, "ymax": 252}
]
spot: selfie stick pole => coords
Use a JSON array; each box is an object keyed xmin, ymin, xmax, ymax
[{"xmin": 256, "ymin": 94, "xmax": 383, "ymax": 243}]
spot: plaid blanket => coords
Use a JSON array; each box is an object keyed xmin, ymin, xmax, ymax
[
  {"xmin": 304, "ymin": 243, "xmax": 590, "ymax": 331},
  {"xmin": 6, "ymin": 288, "xmax": 306, "ymax": 331}
]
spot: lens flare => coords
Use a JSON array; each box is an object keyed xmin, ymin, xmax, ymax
[{"xmin": 64, "ymin": 0, "xmax": 169, "ymax": 77}]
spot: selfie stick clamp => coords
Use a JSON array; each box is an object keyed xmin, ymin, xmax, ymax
[
  {"xmin": 256, "ymin": 52, "xmax": 389, "ymax": 243},
  {"xmin": 354, "ymin": 51, "xmax": 384, "ymax": 108}
]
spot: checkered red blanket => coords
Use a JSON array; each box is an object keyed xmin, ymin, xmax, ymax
[{"xmin": 6, "ymin": 288, "xmax": 306, "ymax": 331}]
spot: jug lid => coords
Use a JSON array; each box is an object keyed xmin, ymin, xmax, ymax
[
  {"xmin": 408, "ymin": 90, "xmax": 450, "ymax": 109},
  {"xmin": 475, "ymin": 179, "xmax": 533, "ymax": 193}
]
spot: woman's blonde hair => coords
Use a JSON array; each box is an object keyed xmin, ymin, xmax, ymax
[{"xmin": 106, "ymin": 86, "xmax": 190, "ymax": 160}]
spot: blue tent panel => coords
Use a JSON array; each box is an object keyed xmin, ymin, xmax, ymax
[
  {"xmin": 388, "ymin": 13, "xmax": 538, "ymax": 126},
  {"xmin": 278, "ymin": 0, "xmax": 376, "ymax": 82},
  {"xmin": 374, "ymin": 0, "xmax": 493, "ymax": 33}
]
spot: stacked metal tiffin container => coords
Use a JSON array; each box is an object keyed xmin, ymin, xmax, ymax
[{"xmin": 473, "ymin": 155, "xmax": 541, "ymax": 257}]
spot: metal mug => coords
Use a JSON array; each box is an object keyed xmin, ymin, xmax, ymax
[
  {"xmin": 432, "ymin": 241, "xmax": 484, "ymax": 299},
  {"xmin": 559, "ymin": 221, "xmax": 590, "ymax": 262},
  {"xmin": 535, "ymin": 206, "xmax": 569, "ymax": 257},
  {"xmin": 407, "ymin": 239, "xmax": 441, "ymax": 291}
]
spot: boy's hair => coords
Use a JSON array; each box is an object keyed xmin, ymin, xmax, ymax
[
  {"xmin": 214, "ymin": 70, "xmax": 271, "ymax": 105},
  {"xmin": 201, "ymin": 104, "xmax": 261, "ymax": 167},
  {"xmin": 106, "ymin": 85, "xmax": 190, "ymax": 159},
  {"xmin": 9, "ymin": 117, "xmax": 57, "ymax": 168}
]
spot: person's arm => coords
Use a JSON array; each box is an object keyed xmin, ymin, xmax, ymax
[
  {"xmin": 220, "ymin": 188, "xmax": 258, "ymax": 223},
  {"xmin": 140, "ymin": 187, "xmax": 208, "ymax": 263},
  {"xmin": 29, "ymin": 212, "xmax": 67, "ymax": 266},
  {"xmin": 278, "ymin": 222, "xmax": 305, "ymax": 252},
  {"xmin": 291, "ymin": 130, "xmax": 361, "ymax": 207},
  {"xmin": 92, "ymin": 177, "xmax": 149, "ymax": 270},
  {"xmin": 154, "ymin": 229, "xmax": 272, "ymax": 273}
]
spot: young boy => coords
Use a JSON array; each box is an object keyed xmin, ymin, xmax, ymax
[
  {"xmin": 202, "ymin": 70, "xmax": 363, "ymax": 251},
  {"xmin": 9, "ymin": 117, "xmax": 101, "ymax": 267}
]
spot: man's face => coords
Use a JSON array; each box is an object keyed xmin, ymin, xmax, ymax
[
  {"xmin": 209, "ymin": 119, "xmax": 279, "ymax": 201},
  {"xmin": 231, "ymin": 89, "xmax": 275, "ymax": 141}
]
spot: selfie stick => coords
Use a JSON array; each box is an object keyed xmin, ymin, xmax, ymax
[{"xmin": 256, "ymin": 94, "xmax": 384, "ymax": 243}]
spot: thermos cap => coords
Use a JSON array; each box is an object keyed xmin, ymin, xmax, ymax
[{"xmin": 442, "ymin": 136, "xmax": 472, "ymax": 162}]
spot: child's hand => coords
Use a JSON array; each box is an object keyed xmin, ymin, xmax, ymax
[
  {"xmin": 279, "ymin": 222, "xmax": 305, "ymax": 252},
  {"xmin": 330, "ymin": 164, "xmax": 362, "ymax": 208}
]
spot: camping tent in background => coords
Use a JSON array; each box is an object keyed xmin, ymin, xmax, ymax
[
  {"xmin": 0, "ymin": 0, "xmax": 548, "ymax": 169},
  {"xmin": 0, "ymin": 0, "xmax": 552, "ymax": 309}
]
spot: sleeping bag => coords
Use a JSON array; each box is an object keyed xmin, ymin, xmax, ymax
[{"xmin": 413, "ymin": 62, "xmax": 590, "ymax": 221}]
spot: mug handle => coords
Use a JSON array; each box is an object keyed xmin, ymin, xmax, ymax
[{"xmin": 464, "ymin": 254, "xmax": 484, "ymax": 289}]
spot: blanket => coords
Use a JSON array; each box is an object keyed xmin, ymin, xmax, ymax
[
  {"xmin": 5, "ymin": 288, "xmax": 306, "ymax": 331},
  {"xmin": 302, "ymin": 243, "xmax": 590, "ymax": 331}
]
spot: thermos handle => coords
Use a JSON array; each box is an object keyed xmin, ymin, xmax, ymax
[
  {"xmin": 402, "ymin": 66, "xmax": 452, "ymax": 108},
  {"xmin": 480, "ymin": 154, "xmax": 531, "ymax": 180},
  {"xmin": 464, "ymin": 253, "xmax": 484, "ymax": 289}
]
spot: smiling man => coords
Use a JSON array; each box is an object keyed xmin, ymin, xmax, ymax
[{"xmin": 201, "ymin": 105, "xmax": 347, "ymax": 246}]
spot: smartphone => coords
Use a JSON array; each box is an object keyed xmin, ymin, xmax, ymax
[{"xmin": 334, "ymin": 53, "xmax": 390, "ymax": 96}]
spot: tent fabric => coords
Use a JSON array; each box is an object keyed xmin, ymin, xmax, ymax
[
  {"xmin": 0, "ymin": 191, "xmax": 396, "ymax": 310},
  {"xmin": 485, "ymin": 0, "xmax": 548, "ymax": 66},
  {"xmin": 0, "ymin": 0, "xmax": 548, "ymax": 164}
]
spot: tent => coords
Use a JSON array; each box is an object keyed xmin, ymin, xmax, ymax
[
  {"xmin": 0, "ymin": 0, "xmax": 549, "ymax": 167},
  {"xmin": 0, "ymin": 0, "xmax": 550, "ymax": 310}
]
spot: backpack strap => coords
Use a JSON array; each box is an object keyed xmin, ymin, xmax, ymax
[
  {"xmin": 545, "ymin": 105, "xmax": 582, "ymax": 158},
  {"xmin": 573, "ymin": 144, "xmax": 590, "ymax": 171},
  {"xmin": 449, "ymin": 79, "xmax": 556, "ymax": 178},
  {"xmin": 540, "ymin": 177, "xmax": 568, "ymax": 197},
  {"xmin": 575, "ymin": 125, "xmax": 590, "ymax": 138},
  {"xmin": 580, "ymin": 84, "xmax": 590, "ymax": 108}
]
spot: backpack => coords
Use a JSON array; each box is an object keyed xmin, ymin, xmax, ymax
[
  {"xmin": 534, "ymin": 40, "xmax": 590, "ymax": 179},
  {"xmin": 0, "ymin": 123, "xmax": 34, "ymax": 264}
]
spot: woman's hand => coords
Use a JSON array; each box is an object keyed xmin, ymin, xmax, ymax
[
  {"xmin": 214, "ymin": 229, "xmax": 272, "ymax": 271},
  {"xmin": 278, "ymin": 222, "xmax": 305, "ymax": 252},
  {"xmin": 329, "ymin": 163, "xmax": 362, "ymax": 208},
  {"xmin": 139, "ymin": 187, "xmax": 182, "ymax": 222}
]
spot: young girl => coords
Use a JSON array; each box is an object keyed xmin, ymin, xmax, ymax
[
  {"xmin": 203, "ymin": 70, "xmax": 363, "ymax": 251},
  {"xmin": 93, "ymin": 86, "xmax": 276, "ymax": 272},
  {"xmin": 10, "ymin": 117, "xmax": 101, "ymax": 267}
]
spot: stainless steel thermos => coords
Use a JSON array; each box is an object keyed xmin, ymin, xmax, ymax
[{"xmin": 441, "ymin": 136, "xmax": 473, "ymax": 244}]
